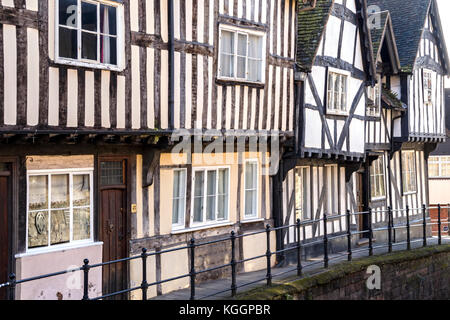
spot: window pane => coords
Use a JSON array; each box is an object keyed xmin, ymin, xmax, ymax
[
  {"xmin": 28, "ymin": 211, "xmax": 49, "ymax": 248},
  {"xmin": 245, "ymin": 190, "xmax": 256, "ymax": 216},
  {"xmin": 29, "ymin": 176, "xmax": 48, "ymax": 211},
  {"xmin": 100, "ymin": 161, "xmax": 124, "ymax": 185},
  {"xmin": 245, "ymin": 162, "xmax": 257, "ymax": 189},
  {"xmin": 100, "ymin": 35, "xmax": 117, "ymax": 65},
  {"xmin": 206, "ymin": 171, "xmax": 216, "ymax": 221},
  {"xmin": 100, "ymin": 4, "xmax": 117, "ymax": 35},
  {"xmin": 51, "ymin": 209, "xmax": 70, "ymax": 245},
  {"xmin": 248, "ymin": 35, "xmax": 262, "ymax": 59},
  {"xmin": 51, "ymin": 175, "xmax": 70, "ymax": 209},
  {"xmin": 73, "ymin": 175, "xmax": 90, "ymax": 207},
  {"xmin": 81, "ymin": 1, "xmax": 98, "ymax": 32},
  {"xmin": 172, "ymin": 170, "xmax": 186, "ymax": 226},
  {"xmin": 220, "ymin": 31, "xmax": 234, "ymax": 54},
  {"xmin": 237, "ymin": 57, "xmax": 246, "ymax": 79},
  {"xmin": 341, "ymin": 76, "xmax": 347, "ymax": 111},
  {"xmin": 220, "ymin": 54, "xmax": 234, "ymax": 77},
  {"xmin": 82, "ymin": 32, "xmax": 98, "ymax": 61},
  {"xmin": 59, "ymin": 27, "xmax": 78, "ymax": 59},
  {"xmin": 73, "ymin": 207, "xmax": 91, "ymax": 241},
  {"xmin": 217, "ymin": 169, "xmax": 229, "ymax": 220},
  {"xmin": 193, "ymin": 172, "xmax": 204, "ymax": 223},
  {"xmin": 248, "ymin": 59, "xmax": 261, "ymax": 82},
  {"xmin": 59, "ymin": 0, "xmax": 78, "ymax": 27},
  {"xmin": 442, "ymin": 163, "xmax": 450, "ymax": 176},
  {"xmin": 237, "ymin": 34, "xmax": 247, "ymax": 56},
  {"xmin": 429, "ymin": 163, "xmax": 439, "ymax": 177}
]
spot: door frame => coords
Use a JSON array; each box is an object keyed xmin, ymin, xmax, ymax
[
  {"xmin": 96, "ymin": 155, "xmax": 132, "ymax": 296},
  {"xmin": 0, "ymin": 156, "xmax": 19, "ymax": 300}
]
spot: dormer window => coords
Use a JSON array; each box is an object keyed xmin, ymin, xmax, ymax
[
  {"xmin": 367, "ymin": 78, "xmax": 381, "ymax": 117},
  {"xmin": 326, "ymin": 68, "xmax": 349, "ymax": 116},
  {"xmin": 218, "ymin": 25, "xmax": 265, "ymax": 83},
  {"xmin": 56, "ymin": 0, "xmax": 123, "ymax": 70},
  {"xmin": 424, "ymin": 70, "xmax": 433, "ymax": 106}
]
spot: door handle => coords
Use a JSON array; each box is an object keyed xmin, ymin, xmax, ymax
[{"xmin": 109, "ymin": 223, "xmax": 115, "ymax": 233}]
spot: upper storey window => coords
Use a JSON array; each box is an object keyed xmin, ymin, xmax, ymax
[
  {"xmin": 326, "ymin": 68, "xmax": 349, "ymax": 116},
  {"xmin": 56, "ymin": 0, "xmax": 123, "ymax": 70},
  {"xmin": 218, "ymin": 26, "xmax": 265, "ymax": 83},
  {"xmin": 424, "ymin": 70, "xmax": 433, "ymax": 106},
  {"xmin": 367, "ymin": 78, "xmax": 381, "ymax": 117}
]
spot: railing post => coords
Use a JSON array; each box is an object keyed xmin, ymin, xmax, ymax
[
  {"xmin": 423, "ymin": 204, "xmax": 427, "ymax": 247},
  {"xmin": 189, "ymin": 238, "xmax": 196, "ymax": 300},
  {"xmin": 8, "ymin": 273, "xmax": 16, "ymax": 300},
  {"xmin": 141, "ymin": 248, "xmax": 148, "ymax": 300},
  {"xmin": 368, "ymin": 208, "xmax": 373, "ymax": 256},
  {"xmin": 346, "ymin": 210, "xmax": 352, "ymax": 261},
  {"xmin": 82, "ymin": 259, "xmax": 90, "ymax": 301},
  {"xmin": 388, "ymin": 207, "xmax": 393, "ymax": 253},
  {"xmin": 323, "ymin": 214, "xmax": 329, "ymax": 268},
  {"xmin": 438, "ymin": 204, "xmax": 442, "ymax": 245},
  {"xmin": 406, "ymin": 205, "xmax": 411, "ymax": 250},
  {"xmin": 230, "ymin": 231, "xmax": 237, "ymax": 297},
  {"xmin": 265, "ymin": 224, "xmax": 272, "ymax": 287},
  {"xmin": 296, "ymin": 219, "xmax": 302, "ymax": 276}
]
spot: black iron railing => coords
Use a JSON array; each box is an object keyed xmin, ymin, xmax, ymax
[{"xmin": 1, "ymin": 204, "xmax": 449, "ymax": 300}]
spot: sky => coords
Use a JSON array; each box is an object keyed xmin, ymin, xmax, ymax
[{"xmin": 436, "ymin": 0, "xmax": 450, "ymax": 87}]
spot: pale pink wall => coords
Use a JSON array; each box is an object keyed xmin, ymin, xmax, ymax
[{"xmin": 15, "ymin": 243, "xmax": 103, "ymax": 300}]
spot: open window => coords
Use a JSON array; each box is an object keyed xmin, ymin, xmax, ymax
[
  {"xmin": 56, "ymin": 0, "xmax": 123, "ymax": 70},
  {"xmin": 370, "ymin": 157, "xmax": 386, "ymax": 200},
  {"xmin": 401, "ymin": 150, "xmax": 417, "ymax": 194}
]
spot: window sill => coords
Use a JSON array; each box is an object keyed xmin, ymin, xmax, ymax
[
  {"xmin": 325, "ymin": 111, "xmax": 349, "ymax": 117},
  {"xmin": 54, "ymin": 58, "xmax": 124, "ymax": 72},
  {"xmin": 241, "ymin": 217, "xmax": 264, "ymax": 224},
  {"xmin": 16, "ymin": 241, "xmax": 103, "ymax": 259},
  {"xmin": 215, "ymin": 77, "xmax": 265, "ymax": 88},
  {"xmin": 403, "ymin": 191, "xmax": 417, "ymax": 196},
  {"xmin": 171, "ymin": 221, "xmax": 234, "ymax": 235}
]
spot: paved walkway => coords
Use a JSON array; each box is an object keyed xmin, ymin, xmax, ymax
[{"xmin": 151, "ymin": 237, "xmax": 450, "ymax": 300}]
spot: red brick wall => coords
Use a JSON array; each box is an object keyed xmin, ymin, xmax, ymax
[{"xmin": 429, "ymin": 206, "xmax": 450, "ymax": 236}]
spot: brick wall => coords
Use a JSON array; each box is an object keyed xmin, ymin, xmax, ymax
[
  {"xmin": 239, "ymin": 245, "xmax": 450, "ymax": 300},
  {"xmin": 429, "ymin": 207, "xmax": 450, "ymax": 237}
]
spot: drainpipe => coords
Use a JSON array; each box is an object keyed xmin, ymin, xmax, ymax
[{"xmin": 168, "ymin": 0, "xmax": 175, "ymax": 129}]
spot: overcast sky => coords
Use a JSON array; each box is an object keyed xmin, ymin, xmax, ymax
[{"xmin": 436, "ymin": 0, "xmax": 450, "ymax": 87}]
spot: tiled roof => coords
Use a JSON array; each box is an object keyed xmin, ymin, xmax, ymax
[
  {"xmin": 367, "ymin": 0, "xmax": 432, "ymax": 73},
  {"xmin": 296, "ymin": 0, "xmax": 334, "ymax": 72},
  {"xmin": 369, "ymin": 10, "xmax": 389, "ymax": 62}
]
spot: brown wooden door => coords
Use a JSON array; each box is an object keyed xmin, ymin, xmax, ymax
[
  {"xmin": 0, "ymin": 174, "xmax": 9, "ymax": 300},
  {"xmin": 99, "ymin": 160, "xmax": 128, "ymax": 299},
  {"xmin": 355, "ymin": 173, "xmax": 365, "ymax": 236}
]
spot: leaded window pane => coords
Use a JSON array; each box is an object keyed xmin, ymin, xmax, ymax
[
  {"xmin": 73, "ymin": 207, "xmax": 91, "ymax": 241},
  {"xmin": 100, "ymin": 161, "xmax": 124, "ymax": 185}
]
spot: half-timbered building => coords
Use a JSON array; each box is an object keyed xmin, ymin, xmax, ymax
[
  {"xmin": 364, "ymin": 0, "xmax": 449, "ymax": 242},
  {"xmin": 0, "ymin": 0, "xmax": 297, "ymax": 299},
  {"xmin": 276, "ymin": 0, "xmax": 377, "ymax": 258}
]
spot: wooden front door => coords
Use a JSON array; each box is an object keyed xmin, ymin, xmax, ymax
[
  {"xmin": 99, "ymin": 159, "xmax": 128, "ymax": 299},
  {"xmin": 0, "ymin": 168, "xmax": 10, "ymax": 300},
  {"xmin": 355, "ymin": 172, "xmax": 366, "ymax": 237}
]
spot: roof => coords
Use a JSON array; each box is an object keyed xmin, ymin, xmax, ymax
[
  {"xmin": 367, "ymin": 0, "xmax": 449, "ymax": 74},
  {"xmin": 296, "ymin": 0, "xmax": 334, "ymax": 72},
  {"xmin": 369, "ymin": 10, "xmax": 401, "ymax": 73},
  {"xmin": 381, "ymin": 86, "xmax": 407, "ymax": 111}
]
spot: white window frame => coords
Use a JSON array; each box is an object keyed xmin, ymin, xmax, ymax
[
  {"xmin": 171, "ymin": 168, "xmax": 187, "ymax": 230},
  {"xmin": 326, "ymin": 67, "xmax": 350, "ymax": 116},
  {"xmin": 55, "ymin": 0, "xmax": 125, "ymax": 71},
  {"xmin": 191, "ymin": 166, "xmax": 231, "ymax": 228},
  {"xmin": 429, "ymin": 156, "xmax": 450, "ymax": 178},
  {"xmin": 401, "ymin": 150, "xmax": 417, "ymax": 194},
  {"xmin": 423, "ymin": 69, "xmax": 433, "ymax": 106},
  {"xmin": 370, "ymin": 157, "xmax": 386, "ymax": 201},
  {"xmin": 26, "ymin": 168, "xmax": 94, "ymax": 254},
  {"xmin": 218, "ymin": 25, "xmax": 266, "ymax": 84},
  {"xmin": 295, "ymin": 166, "xmax": 311, "ymax": 221},
  {"xmin": 244, "ymin": 160, "xmax": 259, "ymax": 220}
]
